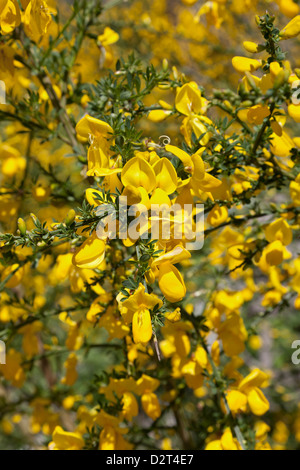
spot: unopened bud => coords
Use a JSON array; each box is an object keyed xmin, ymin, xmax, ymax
[
  {"xmin": 224, "ymin": 100, "xmax": 233, "ymax": 111},
  {"xmin": 158, "ymin": 82, "xmax": 171, "ymax": 90},
  {"xmin": 172, "ymin": 66, "xmax": 179, "ymax": 80},
  {"xmin": 30, "ymin": 213, "xmax": 38, "ymax": 226},
  {"xmin": 162, "ymin": 59, "xmax": 169, "ymax": 71},
  {"xmin": 65, "ymin": 209, "xmax": 76, "ymax": 226},
  {"xmin": 241, "ymin": 100, "xmax": 253, "ymax": 107},
  {"xmin": 243, "ymin": 41, "xmax": 259, "ymax": 53},
  {"xmin": 17, "ymin": 218, "xmax": 27, "ymax": 236}
]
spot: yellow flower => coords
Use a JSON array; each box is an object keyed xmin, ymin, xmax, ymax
[
  {"xmin": 195, "ymin": 1, "xmax": 224, "ymax": 29},
  {"xmin": 161, "ymin": 322, "xmax": 191, "ymax": 359},
  {"xmin": 247, "ymin": 105, "xmax": 270, "ymax": 125},
  {"xmin": 152, "ymin": 245, "xmax": 191, "ymax": 302},
  {"xmin": 98, "ymin": 307, "xmax": 130, "ymax": 341},
  {"xmin": 181, "ymin": 0, "xmax": 198, "ymax": 5},
  {"xmin": 226, "ymin": 390, "xmax": 248, "ymax": 414},
  {"xmin": 207, "ymin": 204, "xmax": 228, "ymax": 227},
  {"xmin": 98, "ymin": 27, "xmax": 119, "ymax": 46},
  {"xmin": 0, "ymin": 44, "xmax": 15, "ymax": 75},
  {"xmin": 61, "ymin": 353, "xmax": 78, "ymax": 386},
  {"xmin": 280, "ymin": 15, "xmax": 300, "ymax": 39},
  {"xmin": 175, "ymin": 82, "xmax": 208, "ymax": 117},
  {"xmin": 0, "ymin": 190, "xmax": 20, "ymax": 225},
  {"xmin": 96, "ymin": 411, "xmax": 132, "ymax": 450},
  {"xmin": 165, "ymin": 307, "xmax": 181, "ymax": 323},
  {"xmin": 259, "ymin": 218, "xmax": 293, "ymax": 269},
  {"xmin": 152, "ymin": 157, "xmax": 178, "ymax": 195},
  {"xmin": 19, "ymin": 321, "xmax": 43, "ymax": 358},
  {"xmin": 1, "ymin": 263, "xmax": 24, "ymax": 289},
  {"xmin": 226, "ymin": 369, "xmax": 270, "ymax": 417},
  {"xmin": 141, "ymin": 392, "xmax": 161, "ymax": 420},
  {"xmin": 76, "ymin": 115, "xmax": 117, "ymax": 177},
  {"xmin": 288, "ymin": 103, "xmax": 300, "ymax": 123},
  {"xmin": 72, "ymin": 233, "xmax": 106, "ymax": 269},
  {"xmin": 270, "ymin": 131, "xmax": 295, "ymax": 158},
  {"xmin": 205, "ymin": 428, "xmax": 241, "ymax": 450},
  {"xmin": 86, "ymin": 145, "xmax": 121, "ymax": 177},
  {"xmin": 265, "ymin": 218, "xmax": 293, "ymax": 245},
  {"xmin": 0, "ymin": 349, "xmax": 25, "ymax": 387},
  {"xmin": 232, "ymin": 56, "xmax": 261, "ymax": 73},
  {"xmin": 132, "ymin": 308, "xmax": 152, "ymax": 344},
  {"xmin": 121, "ymin": 156, "xmax": 156, "ymax": 193},
  {"xmin": 99, "ymin": 426, "xmax": 118, "ymax": 450},
  {"xmin": 238, "ymin": 368, "xmax": 270, "ymax": 416},
  {"xmin": 122, "ymin": 284, "xmax": 163, "ymax": 344},
  {"xmin": 23, "ymin": 0, "xmax": 52, "ymax": 41},
  {"xmin": 247, "ymin": 388, "xmax": 270, "ymax": 416},
  {"xmin": 136, "ymin": 374, "xmax": 161, "ymax": 420},
  {"xmin": 49, "ymin": 426, "xmax": 84, "ymax": 450},
  {"xmin": 254, "ymin": 421, "xmax": 271, "ymax": 441},
  {"xmin": 0, "ymin": 0, "xmax": 21, "ymax": 34},
  {"xmin": 278, "ymin": 0, "xmax": 299, "ymax": 18},
  {"xmin": 290, "ymin": 174, "xmax": 300, "ymax": 205},
  {"xmin": 76, "ymin": 114, "xmax": 113, "ymax": 142},
  {"xmin": 165, "ymin": 145, "xmax": 221, "ymax": 191},
  {"xmin": 158, "ymin": 262, "xmax": 186, "ymax": 303},
  {"xmin": 147, "ymin": 109, "xmax": 172, "ymax": 122},
  {"xmin": 175, "ymin": 82, "xmax": 212, "ymax": 146},
  {"xmin": 121, "ymin": 392, "xmax": 139, "ymax": 421},
  {"xmin": 243, "ymin": 41, "xmax": 260, "ymax": 53},
  {"xmin": 218, "ymin": 313, "xmax": 248, "ymax": 357},
  {"xmin": 262, "ymin": 241, "xmax": 285, "ymax": 266}
]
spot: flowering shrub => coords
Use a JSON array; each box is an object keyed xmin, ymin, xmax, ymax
[{"xmin": 1, "ymin": 0, "xmax": 300, "ymax": 451}]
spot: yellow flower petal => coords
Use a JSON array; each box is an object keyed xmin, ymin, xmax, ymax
[{"xmin": 72, "ymin": 234, "xmax": 106, "ymax": 269}]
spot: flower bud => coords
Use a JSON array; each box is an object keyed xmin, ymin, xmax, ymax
[
  {"xmin": 172, "ymin": 66, "xmax": 179, "ymax": 80},
  {"xmin": 241, "ymin": 100, "xmax": 253, "ymax": 107},
  {"xmin": 65, "ymin": 209, "xmax": 76, "ymax": 226},
  {"xmin": 158, "ymin": 82, "xmax": 171, "ymax": 90},
  {"xmin": 224, "ymin": 100, "xmax": 233, "ymax": 111},
  {"xmin": 17, "ymin": 218, "xmax": 27, "ymax": 236},
  {"xmin": 30, "ymin": 213, "xmax": 39, "ymax": 226},
  {"xmin": 243, "ymin": 41, "xmax": 259, "ymax": 53}
]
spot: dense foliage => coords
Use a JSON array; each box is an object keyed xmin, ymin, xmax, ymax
[{"xmin": 1, "ymin": 0, "xmax": 300, "ymax": 450}]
